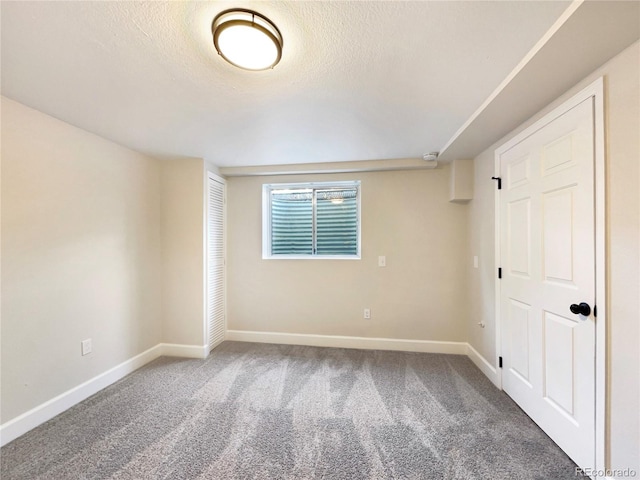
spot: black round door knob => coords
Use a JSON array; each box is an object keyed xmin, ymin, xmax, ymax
[{"xmin": 570, "ymin": 302, "xmax": 591, "ymax": 316}]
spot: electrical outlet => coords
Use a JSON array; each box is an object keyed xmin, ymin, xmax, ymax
[
  {"xmin": 364, "ymin": 308, "xmax": 371, "ymax": 319},
  {"xmin": 378, "ymin": 256, "xmax": 386, "ymax": 267},
  {"xmin": 473, "ymin": 256, "xmax": 479, "ymax": 268},
  {"xmin": 81, "ymin": 339, "xmax": 92, "ymax": 356}
]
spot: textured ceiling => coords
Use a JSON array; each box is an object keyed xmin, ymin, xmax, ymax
[{"xmin": 1, "ymin": 1, "xmax": 572, "ymax": 167}]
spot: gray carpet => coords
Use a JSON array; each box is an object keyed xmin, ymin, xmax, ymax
[{"xmin": 1, "ymin": 341, "xmax": 585, "ymax": 479}]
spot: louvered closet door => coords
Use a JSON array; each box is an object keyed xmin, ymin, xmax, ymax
[{"xmin": 208, "ymin": 174, "xmax": 225, "ymax": 351}]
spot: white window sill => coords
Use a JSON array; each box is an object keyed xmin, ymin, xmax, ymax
[{"xmin": 262, "ymin": 255, "xmax": 361, "ymax": 260}]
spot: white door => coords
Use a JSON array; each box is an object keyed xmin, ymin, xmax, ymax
[
  {"xmin": 208, "ymin": 174, "xmax": 226, "ymax": 351},
  {"xmin": 498, "ymin": 97, "xmax": 595, "ymax": 469}
]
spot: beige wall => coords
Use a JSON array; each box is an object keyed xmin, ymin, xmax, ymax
[
  {"xmin": 160, "ymin": 159, "xmax": 205, "ymax": 347},
  {"xmin": 467, "ymin": 41, "xmax": 640, "ymax": 473},
  {"xmin": 1, "ymin": 97, "xmax": 163, "ymax": 423},
  {"xmin": 467, "ymin": 148, "xmax": 496, "ymax": 363},
  {"xmin": 227, "ymin": 167, "xmax": 469, "ymax": 342}
]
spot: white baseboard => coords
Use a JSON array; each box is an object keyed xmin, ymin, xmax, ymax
[
  {"xmin": 0, "ymin": 336, "xmax": 497, "ymax": 448},
  {"xmin": 226, "ymin": 331, "xmax": 503, "ymax": 389},
  {"xmin": 466, "ymin": 343, "xmax": 501, "ymax": 388},
  {"xmin": 0, "ymin": 344, "xmax": 162, "ymax": 447},
  {"xmin": 225, "ymin": 330, "xmax": 468, "ymax": 355},
  {"xmin": 0, "ymin": 342, "xmax": 207, "ymax": 447},
  {"xmin": 160, "ymin": 343, "xmax": 208, "ymax": 359}
]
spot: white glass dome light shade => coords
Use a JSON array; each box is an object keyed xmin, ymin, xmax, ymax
[
  {"xmin": 217, "ymin": 24, "xmax": 278, "ymax": 70},
  {"xmin": 212, "ymin": 10, "xmax": 283, "ymax": 71}
]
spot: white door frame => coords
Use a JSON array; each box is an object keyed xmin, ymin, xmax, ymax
[{"xmin": 494, "ymin": 77, "xmax": 606, "ymax": 470}]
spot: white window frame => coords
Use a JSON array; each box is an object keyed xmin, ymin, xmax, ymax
[{"xmin": 262, "ymin": 180, "xmax": 361, "ymax": 260}]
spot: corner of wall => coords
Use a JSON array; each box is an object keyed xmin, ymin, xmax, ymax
[{"xmin": 159, "ymin": 158, "xmax": 207, "ymax": 348}]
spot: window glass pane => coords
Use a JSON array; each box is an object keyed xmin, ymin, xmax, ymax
[
  {"xmin": 264, "ymin": 181, "xmax": 360, "ymax": 258},
  {"xmin": 270, "ymin": 189, "xmax": 313, "ymax": 255},
  {"xmin": 315, "ymin": 188, "xmax": 358, "ymax": 255}
]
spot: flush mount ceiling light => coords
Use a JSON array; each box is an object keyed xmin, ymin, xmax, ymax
[{"xmin": 212, "ymin": 9, "xmax": 283, "ymax": 71}]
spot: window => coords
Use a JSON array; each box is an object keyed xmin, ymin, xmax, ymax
[{"xmin": 262, "ymin": 181, "xmax": 361, "ymax": 259}]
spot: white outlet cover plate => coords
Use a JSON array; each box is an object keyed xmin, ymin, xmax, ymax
[{"xmin": 81, "ymin": 339, "xmax": 92, "ymax": 356}]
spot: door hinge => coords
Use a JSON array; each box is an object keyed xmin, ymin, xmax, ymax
[
  {"xmin": 594, "ymin": 305, "xmax": 597, "ymax": 317},
  {"xmin": 499, "ymin": 356, "xmax": 503, "ymax": 368},
  {"xmin": 491, "ymin": 176, "xmax": 502, "ymax": 190},
  {"xmin": 498, "ymin": 267, "xmax": 502, "ymax": 279}
]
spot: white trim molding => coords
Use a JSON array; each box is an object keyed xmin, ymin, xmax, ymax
[
  {"xmin": 591, "ymin": 77, "xmax": 606, "ymax": 473},
  {"xmin": 225, "ymin": 330, "xmax": 468, "ymax": 355},
  {"xmin": 0, "ymin": 344, "xmax": 162, "ymax": 447},
  {"xmin": 0, "ymin": 343, "xmax": 208, "ymax": 447},
  {"xmin": 225, "ymin": 332, "xmax": 500, "ymax": 389},
  {"xmin": 466, "ymin": 344, "xmax": 501, "ymax": 389},
  {"xmin": 160, "ymin": 343, "xmax": 209, "ymax": 359}
]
